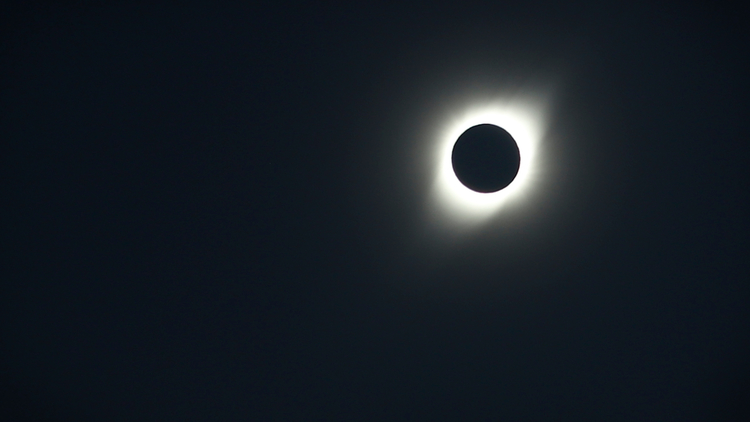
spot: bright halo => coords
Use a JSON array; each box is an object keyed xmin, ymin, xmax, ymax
[{"xmin": 430, "ymin": 99, "xmax": 546, "ymax": 225}]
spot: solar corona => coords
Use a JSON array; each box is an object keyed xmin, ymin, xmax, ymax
[{"xmin": 430, "ymin": 101, "xmax": 544, "ymax": 224}]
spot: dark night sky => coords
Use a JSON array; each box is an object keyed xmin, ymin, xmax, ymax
[{"xmin": 2, "ymin": 1, "xmax": 749, "ymax": 421}]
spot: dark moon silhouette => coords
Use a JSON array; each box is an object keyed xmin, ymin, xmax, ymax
[{"xmin": 451, "ymin": 124, "xmax": 521, "ymax": 193}]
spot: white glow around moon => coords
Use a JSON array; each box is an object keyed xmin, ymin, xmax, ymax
[{"xmin": 429, "ymin": 98, "xmax": 548, "ymax": 226}]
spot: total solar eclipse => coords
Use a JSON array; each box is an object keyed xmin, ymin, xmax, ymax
[{"xmin": 451, "ymin": 124, "xmax": 521, "ymax": 193}]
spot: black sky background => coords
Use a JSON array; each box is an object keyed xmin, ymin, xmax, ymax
[{"xmin": 2, "ymin": 1, "xmax": 749, "ymax": 420}]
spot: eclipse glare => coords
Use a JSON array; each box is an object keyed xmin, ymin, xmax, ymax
[
  {"xmin": 451, "ymin": 124, "xmax": 520, "ymax": 193},
  {"xmin": 429, "ymin": 99, "xmax": 546, "ymax": 225}
]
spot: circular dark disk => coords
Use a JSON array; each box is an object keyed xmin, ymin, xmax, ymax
[{"xmin": 451, "ymin": 124, "xmax": 521, "ymax": 193}]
